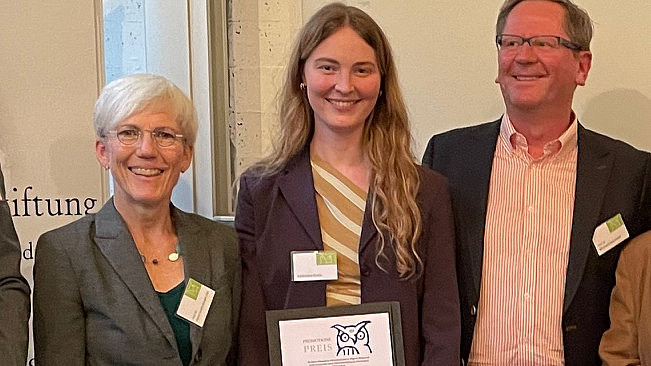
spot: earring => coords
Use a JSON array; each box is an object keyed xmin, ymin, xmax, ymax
[
  {"xmin": 299, "ymin": 82, "xmax": 306, "ymax": 90},
  {"xmin": 379, "ymin": 90, "xmax": 383, "ymax": 97}
]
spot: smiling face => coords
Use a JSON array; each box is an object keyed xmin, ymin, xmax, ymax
[
  {"xmin": 95, "ymin": 107, "xmax": 192, "ymax": 210},
  {"xmin": 303, "ymin": 25, "xmax": 381, "ymax": 139},
  {"xmin": 496, "ymin": 0, "xmax": 591, "ymax": 113}
]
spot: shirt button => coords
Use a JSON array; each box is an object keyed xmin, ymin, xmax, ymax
[
  {"xmin": 528, "ymin": 205, "xmax": 534, "ymax": 212},
  {"xmin": 524, "ymin": 292, "xmax": 530, "ymax": 299}
]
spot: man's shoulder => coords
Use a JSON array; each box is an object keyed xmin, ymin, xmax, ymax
[
  {"xmin": 422, "ymin": 119, "xmax": 501, "ymax": 168},
  {"xmin": 579, "ymin": 126, "xmax": 650, "ymax": 159},
  {"xmin": 430, "ymin": 119, "xmax": 501, "ymax": 144}
]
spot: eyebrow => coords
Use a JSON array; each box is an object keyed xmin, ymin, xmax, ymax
[
  {"xmin": 312, "ymin": 57, "xmax": 377, "ymax": 67},
  {"xmin": 117, "ymin": 124, "xmax": 177, "ymax": 131}
]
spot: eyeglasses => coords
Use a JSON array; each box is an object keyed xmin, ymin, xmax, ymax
[
  {"xmin": 106, "ymin": 127, "xmax": 185, "ymax": 147},
  {"xmin": 496, "ymin": 34, "xmax": 583, "ymax": 52}
]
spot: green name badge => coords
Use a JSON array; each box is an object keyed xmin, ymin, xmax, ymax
[
  {"xmin": 605, "ymin": 213, "xmax": 624, "ymax": 233},
  {"xmin": 593, "ymin": 213, "xmax": 629, "ymax": 256},
  {"xmin": 316, "ymin": 251, "xmax": 337, "ymax": 266},
  {"xmin": 184, "ymin": 278, "xmax": 202, "ymax": 300},
  {"xmin": 291, "ymin": 250, "xmax": 338, "ymax": 281},
  {"xmin": 177, "ymin": 278, "xmax": 215, "ymax": 327}
]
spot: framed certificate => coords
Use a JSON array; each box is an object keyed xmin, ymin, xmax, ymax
[{"xmin": 266, "ymin": 301, "xmax": 405, "ymax": 366}]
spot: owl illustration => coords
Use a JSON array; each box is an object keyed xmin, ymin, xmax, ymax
[{"xmin": 331, "ymin": 320, "xmax": 372, "ymax": 356}]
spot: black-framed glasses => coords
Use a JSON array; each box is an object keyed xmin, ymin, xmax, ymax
[
  {"xmin": 107, "ymin": 127, "xmax": 185, "ymax": 147},
  {"xmin": 496, "ymin": 34, "xmax": 583, "ymax": 52}
]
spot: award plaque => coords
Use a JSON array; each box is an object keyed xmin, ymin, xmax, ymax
[{"xmin": 266, "ymin": 301, "xmax": 405, "ymax": 366}]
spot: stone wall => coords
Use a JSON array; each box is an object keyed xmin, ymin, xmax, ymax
[{"xmin": 227, "ymin": 0, "xmax": 302, "ymax": 176}]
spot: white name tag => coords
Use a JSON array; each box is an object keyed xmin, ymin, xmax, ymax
[
  {"xmin": 176, "ymin": 278, "xmax": 215, "ymax": 327},
  {"xmin": 592, "ymin": 213, "xmax": 629, "ymax": 256},
  {"xmin": 291, "ymin": 250, "xmax": 338, "ymax": 282}
]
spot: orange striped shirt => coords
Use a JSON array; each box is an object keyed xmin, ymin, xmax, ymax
[{"xmin": 468, "ymin": 114, "xmax": 578, "ymax": 365}]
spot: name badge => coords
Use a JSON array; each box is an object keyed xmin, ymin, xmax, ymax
[
  {"xmin": 592, "ymin": 213, "xmax": 629, "ymax": 256},
  {"xmin": 176, "ymin": 278, "xmax": 215, "ymax": 327},
  {"xmin": 291, "ymin": 250, "xmax": 338, "ymax": 282}
]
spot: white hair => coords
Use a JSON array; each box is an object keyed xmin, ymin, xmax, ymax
[{"xmin": 93, "ymin": 73, "xmax": 198, "ymax": 146}]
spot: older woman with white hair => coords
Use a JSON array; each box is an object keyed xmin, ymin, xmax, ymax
[{"xmin": 33, "ymin": 73, "xmax": 240, "ymax": 366}]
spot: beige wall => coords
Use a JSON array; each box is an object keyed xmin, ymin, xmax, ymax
[
  {"xmin": 231, "ymin": 0, "xmax": 651, "ymax": 172},
  {"xmin": 0, "ymin": 1, "xmax": 103, "ymax": 364},
  {"xmin": 299, "ymin": 0, "xmax": 651, "ymax": 157}
]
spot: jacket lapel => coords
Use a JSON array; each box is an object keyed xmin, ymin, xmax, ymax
[
  {"xmin": 93, "ymin": 199, "xmax": 178, "ymax": 350},
  {"xmin": 0, "ymin": 164, "xmax": 5, "ymax": 198},
  {"xmin": 173, "ymin": 207, "xmax": 210, "ymax": 360},
  {"xmin": 465, "ymin": 120, "xmax": 501, "ymax": 296},
  {"xmin": 563, "ymin": 124, "xmax": 613, "ymax": 312},
  {"xmin": 358, "ymin": 198, "xmax": 377, "ymax": 254},
  {"xmin": 277, "ymin": 149, "xmax": 323, "ymax": 250},
  {"xmin": 279, "ymin": 149, "xmax": 378, "ymax": 255}
]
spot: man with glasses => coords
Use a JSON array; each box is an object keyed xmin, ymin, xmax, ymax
[
  {"xmin": 422, "ymin": 0, "xmax": 651, "ymax": 365},
  {"xmin": 0, "ymin": 163, "xmax": 30, "ymax": 366}
]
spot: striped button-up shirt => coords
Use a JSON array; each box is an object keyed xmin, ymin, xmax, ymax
[{"xmin": 468, "ymin": 114, "xmax": 578, "ymax": 365}]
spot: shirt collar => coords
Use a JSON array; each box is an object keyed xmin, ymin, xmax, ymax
[{"xmin": 500, "ymin": 112, "xmax": 578, "ymax": 159}]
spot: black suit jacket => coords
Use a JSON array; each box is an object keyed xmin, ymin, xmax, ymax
[
  {"xmin": 235, "ymin": 148, "xmax": 460, "ymax": 366},
  {"xmin": 422, "ymin": 119, "xmax": 651, "ymax": 366},
  {"xmin": 0, "ymin": 164, "xmax": 30, "ymax": 366}
]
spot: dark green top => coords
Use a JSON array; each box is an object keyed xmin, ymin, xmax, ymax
[{"xmin": 157, "ymin": 281, "xmax": 191, "ymax": 366}]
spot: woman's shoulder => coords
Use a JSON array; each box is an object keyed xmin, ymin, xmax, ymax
[
  {"xmin": 174, "ymin": 210, "xmax": 239, "ymax": 260},
  {"xmin": 238, "ymin": 164, "xmax": 296, "ymax": 198},
  {"xmin": 174, "ymin": 209, "xmax": 236, "ymax": 238},
  {"xmin": 240, "ymin": 164, "xmax": 286, "ymax": 183},
  {"xmin": 36, "ymin": 214, "xmax": 97, "ymax": 259},
  {"xmin": 38, "ymin": 214, "xmax": 96, "ymax": 242},
  {"xmin": 240, "ymin": 150, "xmax": 309, "ymax": 187},
  {"xmin": 416, "ymin": 164, "xmax": 450, "ymax": 194}
]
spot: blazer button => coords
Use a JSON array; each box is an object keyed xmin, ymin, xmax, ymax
[
  {"xmin": 194, "ymin": 348, "xmax": 203, "ymax": 362},
  {"xmin": 360, "ymin": 265, "xmax": 370, "ymax": 276},
  {"xmin": 565, "ymin": 325, "xmax": 578, "ymax": 332},
  {"xmin": 470, "ymin": 305, "xmax": 477, "ymax": 316}
]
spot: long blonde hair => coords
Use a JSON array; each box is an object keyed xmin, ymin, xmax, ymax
[{"xmin": 252, "ymin": 3, "xmax": 422, "ymax": 279}]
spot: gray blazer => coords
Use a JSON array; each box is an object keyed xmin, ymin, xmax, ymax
[
  {"xmin": 0, "ymin": 165, "xmax": 30, "ymax": 366},
  {"xmin": 33, "ymin": 198, "xmax": 240, "ymax": 366}
]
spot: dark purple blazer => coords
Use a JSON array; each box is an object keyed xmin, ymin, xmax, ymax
[{"xmin": 235, "ymin": 148, "xmax": 460, "ymax": 366}]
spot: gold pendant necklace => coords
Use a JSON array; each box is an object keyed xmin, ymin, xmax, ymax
[{"xmin": 139, "ymin": 243, "xmax": 181, "ymax": 265}]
